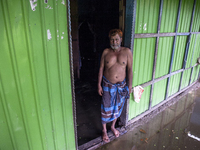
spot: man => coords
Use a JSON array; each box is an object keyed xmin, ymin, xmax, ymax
[{"xmin": 98, "ymin": 29, "xmax": 133, "ymax": 142}]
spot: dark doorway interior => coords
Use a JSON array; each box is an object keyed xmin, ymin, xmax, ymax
[{"xmin": 73, "ymin": 0, "xmax": 119, "ymax": 146}]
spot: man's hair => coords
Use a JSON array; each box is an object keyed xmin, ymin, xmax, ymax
[{"xmin": 109, "ymin": 29, "xmax": 123, "ymax": 38}]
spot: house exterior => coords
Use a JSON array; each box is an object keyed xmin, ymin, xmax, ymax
[{"xmin": 0, "ymin": 0, "xmax": 200, "ymax": 150}]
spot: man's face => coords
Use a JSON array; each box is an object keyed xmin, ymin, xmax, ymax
[{"xmin": 110, "ymin": 34, "xmax": 122, "ymax": 50}]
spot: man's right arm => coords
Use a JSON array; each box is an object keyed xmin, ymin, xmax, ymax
[{"xmin": 98, "ymin": 50, "xmax": 106, "ymax": 96}]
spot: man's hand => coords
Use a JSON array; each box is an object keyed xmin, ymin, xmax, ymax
[{"xmin": 98, "ymin": 85, "xmax": 103, "ymax": 96}]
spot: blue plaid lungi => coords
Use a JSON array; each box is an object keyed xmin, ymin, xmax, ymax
[{"xmin": 101, "ymin": 76, "xmax": 129, "ymax": 124}]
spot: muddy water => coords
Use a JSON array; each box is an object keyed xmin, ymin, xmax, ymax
[{"xmin": 97, "ymin": 88, "xmax": 200, "ymax": 150}]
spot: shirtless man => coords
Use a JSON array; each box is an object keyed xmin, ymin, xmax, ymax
[{"xmin": 98, "ymin": 29, "xmax": 133, "ymax": 142}]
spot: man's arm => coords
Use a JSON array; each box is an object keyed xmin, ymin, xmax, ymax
[
  {"xmin": 98, "ymin": 50, "xmax": 106, "ymax": 96},
  {"xmin": 127, "ymin": 49, "xmax": 133, "ymax": 94}
]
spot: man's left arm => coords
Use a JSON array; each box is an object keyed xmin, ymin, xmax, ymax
[{"xmin": 127, "ymin": 49, "xmax": 133, "ymax": 94}]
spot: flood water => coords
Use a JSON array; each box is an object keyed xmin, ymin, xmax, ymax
[{"xmin": 97, "ymin": 87, "xmax": 200, "ymax": 150}]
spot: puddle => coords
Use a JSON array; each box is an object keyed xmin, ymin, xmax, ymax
[{"xmin": 97, "ymin": 87, "xmax": 200, "ymax": 150}]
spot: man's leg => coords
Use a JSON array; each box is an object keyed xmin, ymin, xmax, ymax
[
  {"xmin": 102, "ymin": 123, "xmax": 110, "ymax": 142},
  {"xmin": 111, "ymin": 118, "xmax": 120, "ymax": 137}
]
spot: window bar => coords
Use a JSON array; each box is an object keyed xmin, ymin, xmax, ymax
[
  {"xmin": 134, "ymin": 32, "xmax": 200, "ymax": 38},
  {"xmin": 148, "ymin": 0, "xmax": 163, "ymax": 110},
  {"xmin": 140, "ymin": 63, "xmax": 198, "ymax": 89},
  {"xmin": 135, "ymin": 32, "xmax": 176, "ymax": 38},
  {"xmin": 179, "ymin": 0, "xmax": 196, "ymax": 91},
  {"xmin": 165, "ymin": 0, "xmax": 182, "ymax": 100}
]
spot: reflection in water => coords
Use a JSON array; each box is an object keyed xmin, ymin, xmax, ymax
[
  {"xmin": 188, "ymin": 132, "xmax": 200, "ymax": 142},
  {"xmin": 98, "ymin": 87, "xmax": 200, "ymax": 150}
]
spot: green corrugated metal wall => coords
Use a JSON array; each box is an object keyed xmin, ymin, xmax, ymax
[
  {"xmin": 128, "ymin": 0, "xmax": 200, "ymax": 120},
  {"xmin": 0, "ymin": 0, "xmax": 76, "ymax": 150}
]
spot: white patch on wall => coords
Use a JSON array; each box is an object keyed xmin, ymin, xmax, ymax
[
  {"xmin": 56, "ymin": 30, "xmax": 64, "ymax": 40},
  {"xmin": 47, "ymin": 29, "xmax": 52, "ymax": 41},
  {"xmin": 139, "ymin": 23, "xmax": 147, "ymax": 31},
  {"xmin": 30, "ymin": 0, "xmax": 37, "ymax": 11},
  {"xmin": 45, "ymin": 5, "xmax": 53, "ymax": 9},
  {"xmin": 61, "ymin": 0, "xmax": 65, "ymax": 5},
  {"xmin": 143, "ymin": 23, "xmax": 147, "ymax": 31},
  {"xmin": 61, "ymin": 32, "xmax": 64, "ymax": 39}
]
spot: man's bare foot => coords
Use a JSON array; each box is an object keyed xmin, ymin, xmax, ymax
[
  {"xmin": 102, "ymin": 131, "xmax": 110, "ymax": 143},
  {"xmin": 111, "ymin": 127, "xmax": 120, "ymax": 137}
]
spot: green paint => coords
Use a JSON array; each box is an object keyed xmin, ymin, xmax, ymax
[
  {"xmin": 181, "ymin": 69, "xmax": 192, "ymax": 90},
  {"xmin": 152, "ymin": 79, "xmax": 167, "ymax": 107},
  {"xmin": 0, "ymin": 0, "xmax": 75, "ymax": 150},
  {"xmin": 155, "ymin": 37, "xmax": 174, "ymax": 78},
  {"xmin": 186, "ymin": 34, "xmax": 196, "ymax": 68},
  {"xmin": 135, "ymin": 0, "xmax": 160, "ymax": 34},
  {"xmin": 178, "ymin": 0, "xmax": 194, "ymax": 32},
  {"xmin": 172, "ymin": 36, "xmax": 187, "ymax": 72},
  {"xmin": 132, "ymin": 38, "xmax": 155, "ymax": 86},
  {"xmin": 168, "ymin": 73, "xmax": 182, "ymax": 97},
  {"xmin": 129, "ymin": 86, "xmax": 150, "ymax": 120},
  {"xmin": 191, "ymin": 66, "xmax": 200, "ymax": 84},
  {"xmin": 128, "ymin": 0, "xmax": 200, "ymax": 121},
  {"xmin": 192, "ymin": 0, "xmax": 200, "ymax": 32},
  {"xmin": 191, "ymin": 34, "xmax": 200, "ymax": 66},
  {"xmin": 160, "ymin": 0, "xmax": 179, "ymax": 33}
]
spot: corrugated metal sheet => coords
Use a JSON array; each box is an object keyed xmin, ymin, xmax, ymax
[
  {"xmin": 155, "ymin": 37, "xmax": 174, "ymax": 78},
  {"xmin": 132, "ymin": 38, "xmax": 155, "ymax": 86},
  {"xmin": 135, "ymin": 0, "xmax": 160, "ymax": 34},
  {"xmin": 128, "ymin": 0, "xmax": 200, "ymax": 121},
  {"xmin": 192, "ymin": 0, "xmax": 200, "ymax": 32},
  {"xmin": 178, "ymin": 0, "xmax": 194, "ymax": 32},
  {"xmin": 0, "ymin": 1, "xmax": 75, "ymax": 150},
  {"xmin": 128, "ymin": 86, "xmax": 150, "ymax": 120},
  {"xmin": 152, "ymin": 79, "xmax": 167, "ymax": 107},
  {"xmin": 172, "ymin": 36, "xmax": 187, "ymax": 72},
  {"xmin": 185, "ymin": 34, "xmax": 196, "ymax": 68},
  {"xmin": 191, "ymin": 34, "xmax": 200, "ymax": 66},
  {"xmin": 168, "ymin": 73, "xmax": 182, "ymax": 97},
  {"xmin": 181, "ymin": 69, "xmax": 192, "ymax": 89},
  {"xmin": 191, "ymin": 66, "xmax": 200, "ymax": 83},
  {"xmin": 160, "ymin": 0, "xmax": 179, "ymax": 33}
]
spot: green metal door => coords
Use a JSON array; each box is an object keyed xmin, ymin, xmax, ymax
[{"xmin": 0, "ymin": 0, "xmax": 76, "ymax": 150}]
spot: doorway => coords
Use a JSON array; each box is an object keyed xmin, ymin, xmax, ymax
[{"xmin": 71, "ymin": 0, "xmax": 120, "ymax": 146}]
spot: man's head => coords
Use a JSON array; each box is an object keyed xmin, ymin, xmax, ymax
[
  {"xmin": 109, "ymin": 29, "xmax": 123, "ymax": 50},
  {"xmin": 109, "ymin": 29, "xmax": 123, "ymax": 39}
]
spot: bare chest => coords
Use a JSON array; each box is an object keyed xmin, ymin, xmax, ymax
[{"xmin": 104, "ymin": 52, "xmax": 127, "ymax": 67}]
